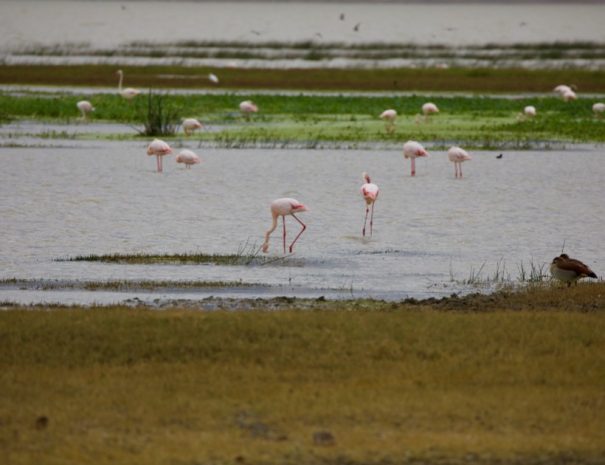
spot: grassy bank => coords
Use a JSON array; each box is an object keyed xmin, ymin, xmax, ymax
[
  {"xmin": 2, "ymin": 65, "xmax": 605, "ymax": 93},
  {"xmin": 1, "ymin": 284, "xmax": 604, "ymax": 465},
  {"xmin": 2, "ymin": 91, "xmax": 605, "ymax": 147}
]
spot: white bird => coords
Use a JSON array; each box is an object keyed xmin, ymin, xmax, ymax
[
  {"xmin": 379, "ymin": 109, "xmax": 397, "ymax": 133},
  {"xmin": 116, "ymin": 69, "xmax": 140, "ymax": 100},
  {"xmin": 182, "ymin": 118, "xmax": 203, "ymax": 136},
  {"xmin": 562, "ymin": 89, "xmax": 577, "ymax": 102},
  {"xmin": 417, "ymin": 102, "xmax": 439, "ymax": 123},
  {"xmin": 360, "ymin": 172, "xmax": 379, "ymax": 237},
  {"xmin": 208, "ymin": 73, "xmax": 219, "ymax": 84},
  {"xmin": 175, "ymin": 149, "xmax": 201, "ymax": 168},
  {"xmin": 239, "ymin": 100, "xmax": 258, "ymax": 119},
  {"xmin": 592, "ymin": 102, "xmax": 605, "ymax": 117},
  {"xmin": 146, "ymin": 138, "xmax": 172, "ymax": 173},
  {"xmin": 76, "ymin": 100, "xmax": 95, "ymax": 120},
  {"xmin": 403, "ymin": 140, "xmax": 429, "ymax": 177},
  {"xmin": 262, "ymin": 198, "xmax": 308, "ymax": 254},
  {"xmin": 553, "ymin": 84, "xmax": 572, "ymax": 95},
  {"xmin": 524, "ymin": 105, "xmax": 537, "ymax": 117},
  {"xmin": 447, "ymin": 146, "xmax": 472, "ymax": 178}
]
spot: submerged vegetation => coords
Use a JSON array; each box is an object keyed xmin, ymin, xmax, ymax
[{"xmin": 1, "ymin": 283, "xmax": 604, "ymax": 465}]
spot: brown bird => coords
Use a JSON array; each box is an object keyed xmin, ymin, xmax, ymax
[{"xmin": 550, "ymin": 254, "xmax": 597, "ymax": 286}]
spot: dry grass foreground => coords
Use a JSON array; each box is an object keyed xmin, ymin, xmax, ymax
[{"xmin": 1, "ymin": 283, "xmax": 604, "ymax": 465}]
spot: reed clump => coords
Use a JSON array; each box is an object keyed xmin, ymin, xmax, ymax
[{"xmin": 1, "ymin": 284, "xmax": 604, "ymax": 465}]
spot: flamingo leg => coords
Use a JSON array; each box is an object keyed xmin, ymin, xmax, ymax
[
  {"xmin": 411, "ymin": 158, "xmax": 416, "ymax": 177},
  {"xmin": 156, "ymin": 155, "xmax": 162, "ymax": 173},
  {"xmin": 459, "ymin": 162, "xmax": 463, "ymax": 178},
  {"xmin": 282, "ymin": 216, "xmax": 287, "ymax": 254},
  {"xmin": 288, "ymin": 213, "xmax": 307, "ymax": 253},
  {"xmin": 362, "ymin": 206, "xmax": 369, "ymax": 237},
  {"xmin": 369, "ymin": 201, "xmax": 375, "ymax": 237}
]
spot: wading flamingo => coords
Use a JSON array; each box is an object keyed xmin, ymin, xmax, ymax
[
  {"xmin": 360, "ymin": 172, "xmax": 379, "ymax": 237},
  {"xmin": 239, "ymin": 100, "xmax": 258, "ymax": 119},
  {"xmin": 403, "ymin": 140, "xmax": 429, "ymax": 177},
  {"xmin": 262, "ymin": 198, "xmax": 308, "ymax": 254},
  {"xmin": 182, "ymin": 118, "xmax": 203, "ymax": 136},
  {"xmin": 116, "ymin": 70, "xmax": 140, "ymax": 100},
  {"xmin": 175, "ymin": 149, "xmax": 200, "ymax": 168},
  {"xmin": 550, "ymin": 254, "xmax": 597, "ymax": 286},
  {"xmin": 379, "ymin": 109, "xmax": 397, "ymax": 134},
  {"xmin": 76, "ymin": 100, "xmax": 95, "ymax": 120},
  {"xmin": 447, "ymin": 146, "xmax": 472, "ymax": 178},
  {"xmin": 146, "ymin": 138, "xmax": 172, "ymax": 173},
  {"xmin": 593, "ymin": 102, "xmax": 605, "ymax": 117}
]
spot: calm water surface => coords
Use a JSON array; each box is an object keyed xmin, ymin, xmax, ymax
[{"xmin": 1, "ymin": 140, "xmax": 603, "ymax": 304}]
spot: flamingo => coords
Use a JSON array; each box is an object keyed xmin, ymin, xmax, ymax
[
  {"xmin": 562, "ymin": 89, "xmax": 577, "ymax": 102},
  {"xmin": 403, "ymin": 140, "xmax": 429, "ymax": 177},
  {"xmin": 592, "ymin": 102, "xmax": 605, "ymax": 117},
  {"xmin": 360, "ymin": 172, "xmax": 379, "ymax": 237},
  {"xmin": 175, "ymin": 149, "xmax": 200, "ymax": 168},
  {"xmin": 76, "ymin": 100, "xmax": 95, "ymax": 120},
  {"xmin": 239, "ymin": 100, "xmax": 258, "ymax": 119},
  {"xmin": 182, "ymin": 118, "xmax": 203, "ymax": 136},
  {"xmin": 523, "ymin": 105, "xmax": 537, "ymax": 118},
  {"xmin": 417, "ymin": 102, "xmax": 439, "ymax": 123},
  {"xmin": 146, "ymin": 138, "xmax": 172, "ymax": 173},
  {"xmin": 447, "ymin": 146, "xmax": 472, "ymax": 178},
  {"xmin": 379, "ymin": 109, "xmax": 397, "ymax": 134},
  {"xmin": 262, "ymin": 198, "xmax": 308, "ymax": 254},
  {"xmin": 116, "ymin": 69, "xmax": 140, "ymax": 100},
  {"xmin": 208, "ymin": 73, "xmax": 219, "ymax": 84},
  {"xmin": 550, "ymin": 254, "xmax": 597, "ymax": 286},
  {"xmin": 553, "ymin": 84, "xmax": 572, "ymax": 96}
]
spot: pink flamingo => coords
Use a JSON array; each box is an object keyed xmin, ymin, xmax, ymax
[
  {"xmin": 116, "ymin": 70, "xmax": 140, "ymax": 100},
  {"xmin": 175, "ymin": 149, "xmax": 200, "ymax": 168},
  {"xmin": 403, "ymin": 140, "xmax": 429, "ymax": 177},
  {"xmin": 593, "ymin": 102, "xmax": 605, "ymax": 117},
  {"xmin": 361, "ymin": 172, "xmax": 379, "ymax": 237},
  {"xmin": 182, "ymin": 118, "xmax": 203, "ymax": 136},
  {"xmin": 239, "ymin": 100, "xmax": 258, "ymax": 119},
  {"xmin": 523, "ymin": 105, "xmax": 537, "ymax": 118},
  {"xmin": 417, "ymin": 102, "xmax": 439, "ymax": 123},
  {"xmin": 447, "ymin": 146, "xmax": 472, "ymax": 178},
  {"xmin": 262, "ymin": 198, "xmax": 308, "ymax": 254},
  {"xmin": 76, "ymin": 100, "xmax": 95, "ymax": 120},
  {"xmin": 562, "ymin": 89, "xmax": 577, "ymax": 102},
  {"xmin": 146, "ymin": 139, "xmax": 172, "ymax": 173},
  {"xmin": 379, "ymin": 109, "xmax": 397, "ymax": 133}
]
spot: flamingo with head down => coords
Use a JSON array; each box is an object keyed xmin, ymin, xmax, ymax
[
  {"xmin": 262, "ymin": 198, "xmax": 308, "ymax": 254},
  {"xmin": 146, "ymin": 139, "xmax": 172, "ymax": 173},
  {"xmin": 403, "ymin": 140, "xmax": 429, "ymax": 177},
  {"xmin": 76, "ymin": 100, "xmax": 95, "ymax": 120},
  {"xmin": 175, "ymin": 149, "xmax": 200, "ymax": 168},
  {"xmin": 182, "ymin": 118, "xmax": 203, "ymax": 136},
  {"xmin": 447, "ymin": 146, "xmax": 472, "ymax": 178},
  {"xmin": 379, "ymin": 109, "xmax": 397, "ymax": 133}
]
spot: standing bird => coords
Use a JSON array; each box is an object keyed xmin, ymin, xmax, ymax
[
  {"xmin": 182, "ymin": 118, "xmax": 203, "ymax": 136},
  {"xmin": 562, "ymin": 89, "xmax": 577, "ymax": 102},
  {"xmin": 208, "ymin": 73, "xmax": 219, "ymax": 84},
  {"xmin": 239, "ymin": 100, "xmax": 258, "ymax": 119},
  {"xmin": 418, "ymin": 102, "xmax": 439, "ymax": 123},
  {"xmin": 523, "ymin": 105, "xmax": 537, "ymax": 118},
  {"xmin": 360, "ymin": 172, "xmax": 379, "ymax": 237},
  {"xmin": 379, "ymin": 109, "xmax": 397, "ymax": 134},
  {"xmin": 262, "ymin": 198, "xmax": 308, "ymax": 254},
  {"xmin": 553, "ymin": 84, "xmax": 572, "ymax": 96},
  {"xmin": 550, "ymin": 254, "xmax": 597, "ymax": 286},
  {"xmin": 403, "ymin": 140, "xmax": 429, "ymax": 177},
  {"xmin": 447, "ymin": 146, "xmax": 472, "ymax": 178},
  {"xmin": 116, "ymin": 69, "xmax": 140, "ymax": 100},
  {"xmin": 592, "ymin": 102, "xmax": 605, "ymax": 117},
  {"xmin": 76, "ymin": 100, "xmax": 95, "ymax": 120},
  {"xmin": 146, "ymin": 139, "xmax": 172, "ymax": 173},
  {"xmin": 175, "ymin": 149, "xmax": 200, "ymax": 168}
]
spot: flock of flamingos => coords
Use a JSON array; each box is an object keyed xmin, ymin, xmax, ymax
[{"xmin": 73, "ymin": 70, "xmax": 601, "ymax": 286}]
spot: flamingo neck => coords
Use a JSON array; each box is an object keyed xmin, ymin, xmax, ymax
[{"xmin": 262, "ymin": 214, "xmax": 279, "ymax": 250}]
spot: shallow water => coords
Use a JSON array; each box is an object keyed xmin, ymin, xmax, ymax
[{"xmin": 1, "ymin": 140, "xmax": 604, "ymax": 305}]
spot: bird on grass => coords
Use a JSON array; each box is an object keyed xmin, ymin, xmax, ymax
[
  {"xmin": 379, "ymin": 109, "xmax": 397, "ymax": 134},
  {"xmin": 447, "ymin": 146, "xmax": 472, "ymax": 178},
  {"xmin": 593, "ymin": 102, "xmax": 605, "ymax": 117},
  {"xmin": 403, "ymin": 140, "xmax": 429, "ymax": 177},
  {"xmin": 416, "ymin": 102, "xmax": 439, "ymax": 123},
  {"xmin": 239, "ymin": 100, "xmax": 258, "ymax": 120},
  {"xmin": 182, "ymin": 118, "xmax": 203, "ymax": 136},
  {"xmin": 175, "ymin": 149, "xmax": 200, "ymax": 168},
  {"xmin": 523, "ymin": 105, "xmax": 537, "ymax": 118},
  {"xmin": 76, "ymin": 100, "xmax": 95, "ymax": 120},
  {"xmin": 360, "ymin": 172, "xmax": 379, "ymax": 237},
  {"xmin": 116, "ymin": 69, "xmax": 140, "ymax": 100},
  {"xmin": 550, "ymin": 254, "xmax": 597, "ymax": 286},
  {"xmin": 146, "ymin": 139, "xmax": 172, "ymax": 173},
  {"xmin": 262, "ymin": 198, "xmax": 308, "ymax": 254}
]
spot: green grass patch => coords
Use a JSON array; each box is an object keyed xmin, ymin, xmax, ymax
[
  {"xmin": 61, "ymin": 252, "xmax": 294, "ymax": 266},
  {"xmin": 1, "ymin": 284, "xmax": 604, "ymax": 465}
]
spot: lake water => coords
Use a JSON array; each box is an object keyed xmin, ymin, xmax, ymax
[{"xmin": 1, "ymin": 137, "xmax": 603, "ymax": 304}]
